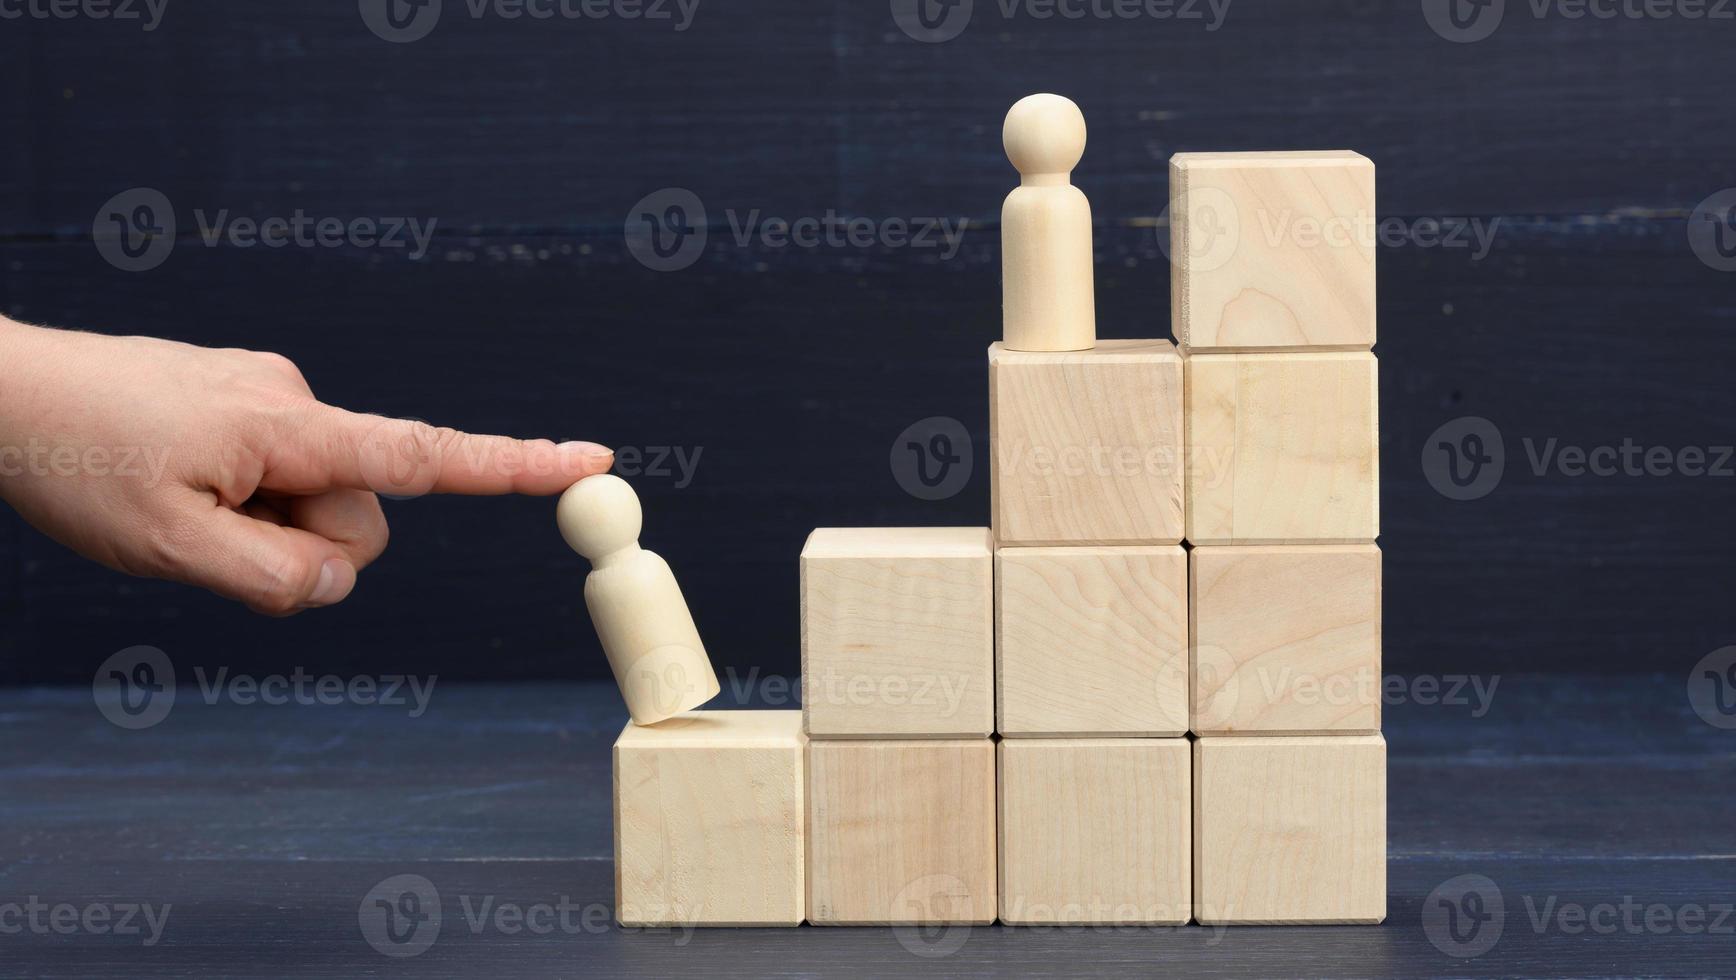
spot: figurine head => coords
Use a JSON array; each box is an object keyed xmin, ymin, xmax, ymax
[
  {"xmin": 556, "ymin": 473, "xmax": 642, "ymax": 560},
  {"xmin": 1003, "ymin": 93, "xmax": 1087, "ymax": 178}
]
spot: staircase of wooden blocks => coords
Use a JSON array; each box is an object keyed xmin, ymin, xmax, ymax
[{"xmin": 609, "ymin": 105, "xmax": 1384, "ymax": 929}]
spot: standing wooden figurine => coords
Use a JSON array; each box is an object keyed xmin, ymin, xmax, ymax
[
  {"xmin": 1001, "ymin": 93, "xmax": 1096, "ymax": 352},
  {"xmin": 557, "ymin": 474, "xmax": 721, "ymax": 725}
]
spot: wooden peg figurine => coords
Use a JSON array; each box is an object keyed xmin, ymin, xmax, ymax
[
  {"xmin": 1002, "ymin": 93, "xmax": 1096, "ymax": 352},
  {"xmin": 557, "ymin": 474, "xmax": 720, "ymax": 725}
]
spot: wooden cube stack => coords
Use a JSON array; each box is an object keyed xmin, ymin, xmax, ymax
[
  {"xmin": 1174, "ymin": 150, "xmax": 1386, "ymax": 925},
  {"xmin": 609, "ymin": 101, "xmax": 1385, "ymax": 931}
]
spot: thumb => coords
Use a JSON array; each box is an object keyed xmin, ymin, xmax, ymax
[{"xmin": 182, "ymin": 505, "xmax": 359, "ymax": 616}]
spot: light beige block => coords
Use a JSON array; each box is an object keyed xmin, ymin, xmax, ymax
[
  {"xmin": 1193, "ymin": 735, "xmax": 1387, "ymax": 924},
  {"xmin": 998, "ymin": 739, "xmax": 1190, "ymax": 925},
  {"xmin": 1185, "ymin": 351, "xmax": 1379, "ymax": 544},
  {"xmin": 1192, "ymin": 545, "xmax": 1382, "ymax": 735},
  {"xmin": 1170, "ymin": 151, "xmax": 1375, "ymax": 352},
  {"xmin": 800, "ymin": 527, "xmax": 993, "ymax": 738},
  {"xmin": 989, "ymin": 340, "xmax": 1184, "ymax": 546},
  {"xmin": 997, "ymin": 546, "xmax": 1187, "ymax": 736},
  {"xmin": 807, "ymin": 740, "xmax": 997, "ymax": 925},
  {"xmin": 612, "ymin": 711, "xmax": 805, "ymax": 926}
]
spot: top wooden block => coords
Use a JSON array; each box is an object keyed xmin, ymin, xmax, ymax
[
  {"xmin": 989, "ymin": 340, "xmax": 1185, "ymax": 546},
  {"xmin": 1170, "ymin": 151, "xmax": 1375, "ymax": 352},
  {"xmin": 800, "ymin": 527, "xmax": 994, "ymax": 738}
]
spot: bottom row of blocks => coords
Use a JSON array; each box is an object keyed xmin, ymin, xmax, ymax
[{"xmin": 614, "ymin": 711, "xmax": 1385, "ymax": 927}]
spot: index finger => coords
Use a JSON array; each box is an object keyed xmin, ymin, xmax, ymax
[{"xmin": 297, "ymin": 408, "xmax": 615, "ymax": 497}]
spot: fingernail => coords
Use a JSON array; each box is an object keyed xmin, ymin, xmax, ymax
[
  {"xmin": 310, "ymin": 559, "xmax": 357, "ymax": 606},
  {"xmin": 560, "ymin": 441, "xmax": 615, "ymax": 468}
]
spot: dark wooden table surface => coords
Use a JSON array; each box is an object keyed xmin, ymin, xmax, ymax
[{"xmin": 2, "ymin": 674, "xmax": 1732, "ymax": 977}]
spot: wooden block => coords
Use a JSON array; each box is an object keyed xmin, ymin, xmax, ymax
[
  {"xmin": 1193, "ymin": 735, "xmax": 1386, "ymax": 924},
  {"xmin": 612, "ymin": 710, "xmax": 805, "ymax": 926},
  {"xmin": 1191, "ymin": 545, "xmax": 1382, "ymax": 735},
  {"xmin": 806, "ymin": 740, "xmax": 997, "ymax": 925},
  {"xmin": 800, "ymin": 528, "xmax": 993, "ymax": 738},
  {"xmin": 998, "ymin": 739, "xmax": 1190, "ymax": 925},
  {"xmin": 1185, "ymin": 351, "xmax": 1378, "ymax": 544},
  {"xmin": 1170, "ymin": 151, "xmax": 1375, "ymax": 352},
  {"xmin": 989, "ymin": 340, "xmax": 1184, "ymax": 546},
  {"xmin": 997, "ymin": 546, "xmax": 1187, "ymax": 736}
]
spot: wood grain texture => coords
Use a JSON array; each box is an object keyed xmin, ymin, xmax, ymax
[
  {"xmin": 1171, "ymin": 151, "xmax": 1376, "ymax": 352},
  {"xmin": 1194, "ymin": 734, "xmax": 1386, "ymax": 925},
  {"xmin": 799, "ymin": 528, "xmax": 993, "ymax": 738},
  {"xmin": 998, "ymin": 739, "xmax": 1189, "ymax": 925},
  {"xmin": 996, "ymin": 545, "xmax": 1186, "ymax": 736},
  {"xmin": 989, "ymin": 340, "xmax": 1184, "ymax": 546},
  {"xmin": 1191, "ymin": 544, "xmax": 1382, "ymax": 735},
  {"xmin": 1185, "ymin": 351, "xmax": 1379, "ymax": 544},
  {"xmin": 806, "ymin": 739, "xmax": 997, "ymax": 925},
  {"xmin": 613, "ymin": 710, "xmax": 805, "ymax": 926}
]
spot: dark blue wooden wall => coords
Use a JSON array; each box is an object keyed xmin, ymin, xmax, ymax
[{"xmin": 2, "ymin": 0, "xmax": 1734, "ymax": 683}]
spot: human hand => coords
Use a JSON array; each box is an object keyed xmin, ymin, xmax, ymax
[{"xmin": 0, "ymin": 317, "xmax": 612, "ymax": 615}]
